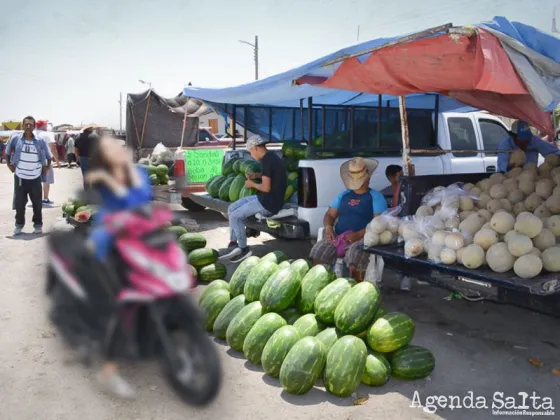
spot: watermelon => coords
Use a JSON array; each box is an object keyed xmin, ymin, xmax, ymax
[
  {"xmin": 159, "ymin": 173, "xmax": 169, "ymax": 185},
  {"xmin": 324, "ymin": 336, "xmax": 368, "ymax": 397},
  {"xmin": 225, "ymin": 301, "xmax": 264, "ymax": 351},
  {"xmin": 207, "ymin": 175, "xmax": 227, "ymax": 198},
  {"xmin": 362, "ymin": 350, "xmax": 391, "ymax": 386},
  {"xmin": 239, "ymin": 159, "xmax": 256, "ymax": 174},
  {"xmin": 229, "ymin": 174, "xmax": 247, "ymax": 202},
  {"xmin": 314, "ymin": 278, "xmax": 356, "ymax": 324},
  {"xmin": 188, "ymin": 248, "xmax": 219, "ymax": 269},
  {"xmin": 293, "ymin": 314, "xmax": 325, "ymax": 337},
  {"xmin": 198, "ymin": 279, "xmax": 230, "ymax": 304},
  {"xmin": 243, "ymin": 313, "xmax": 287, "ymax": 365},
  {"xmin": 213, "ymin": 295, "xmax": 247, "ymax": 340},
  {"xmin": 285, "ymin": 157, "xmax": 299, "ymax": 172},
  {"xmin": 155, "ymin": 164, "xmax": 169, "ymax": 176},
  {"xmin": 287, "ymin": 171, "xmax": 298, "ymax": 187},
  {"xmin": 63, "ymin": 203, "xmax": 76, "ymax": 216},
  {"xmin": 198, "ymin": 263, "xmax": 227, "ymax": 282},
  {"xmin": 296, "ymin": 264, "xmax": 332, "ymax": 314},
  {"xmin": 147, "ymin": 165, "xmax": 158, "ymax": 175},
  {"xmin": 290, "ymin": 259, "xmax": 311, "ymax": 278},
  {"xmin": 315, "ymin": 327, "xmax": 342, "ymax": 353},
  {"xmin": 390, "ymin": 345, "xmax": 435, "ymax": 380},
  {"xmin": 367, "ymin": 312, "xmax": 415, "ymax": 353},
  {"xmin": 167, "ymin": 225, "xmax": 188, "ymax": 239},
  {"xmin": 261, "ymin": 251, "xmax": 288, "ymax": 264},
  {"xmin": 279, "ymin": 308, "xmax": 302, "ymax": 325},
  {"xmin": 279, "ymin": 337, "xmax": 327, "ymax": 395},
  {"xmin": 219, "ymin": 177, "xmax": 235, "ymax": 201},
  {"xmin": 281, "ymin": 142, "xmax": 295, "ymax": 157},
  {"xmin": 243, "ymin": 260, "xmax": 279, "ymax": 302},
  {"xmin": 244, "ymin": 161, "xmax": 262, "ymax": 176},
  {"xmin": 179, "ymin": 233, "xmax": 207, "ymax": 253},
  {"xmin": 294, "ymin": 146, "xmax": 307, "ymax": 160},
  {"xmin": 205, "ymin": 174, "xmax": 220, "ymax": 192},
  {"xmin": 199, "ymin": 289, "xmax": 231, "ymax": 331},
  {"xmin": 311, "ymin": 135, "xmax": 323, "ymax": 148},
  {"xmin": 229, "ymin": 256, "xmax": 260, "ymax": 297},
  {"xmin": 334, "ymin": 282, "xmax": 381, "ymax": 334},
  {"xmin": 259, "ymin": 267, "xmax": 301, "ymax": 313},
  {"xmin": 278, "ymin": 260, "xmax": 291, "ymax": 269},
  {"xmin": 149, "ymin": 174, "xmax": 160, "ymax": 185},
  {"xmin": 187, "ymin": 264, "xmax": 198, "ymax": 279},
  {"xmin": 374, "ymin": 306, "xmax": 387, "ymax": 321},
  {"xmin": 238, "ymin": 185, "xmax": 256, "ymax": 199},
  {"xmin": 261, "ymin": 326, "xmax": 301, "ymax": 378},
  {"xmin": 222, "ymin": 158, "xmax": 238, "ymax": 176},
  {"xmin": 232, "ymin": 159, "xmax": 244, "ymax": 174}
]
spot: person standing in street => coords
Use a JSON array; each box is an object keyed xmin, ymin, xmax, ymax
[
  {"xmin": 35, "ymin": 119, "xmax": 60, "ymax": 205},
  {"xmin": 219, "ymin": 135, "xmax": 287, "ymax": 263},
  {"xmin": 6, "ymin": 116, "xmax": 53, "ymax": 235},
  {"xmin": 75, "ymin": 125, "xmax": 97, "ymax": 187},
  {"xmin": 65, "ymin": 135, "xmax": 76, "ymax": 167}
]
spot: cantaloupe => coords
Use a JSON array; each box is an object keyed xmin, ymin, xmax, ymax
[
  {"xmin": 503, "ymin": 230, "xmax": 517, "ymax": 244},
  {"xmin": 545, "ymin": 195, "xmax": 560, "ymax": 214},
  {"xmin": 544, "ymin": 154, "xmax": 560, "ymax": 167},
  {"xmin": 473, "ymin": 229, "xmax": 499, "ymax": 251},
  {"xmin": 519, "ymin": 180, "xmax": 535, "ymax": 195},
  {"xmin": 489, "ymin": 184, "xmax": 507, "ymax": 199},
  {"xmin": 427, "ymin": 245, "xmax": 443, "ymax": 262},
  {"xmin": 440, "ymin": 248, "xmax": 456, "ymax": 265},
  {"xmin": 535, "ymin": 179, "xmax": 555, "ymax": 199},
  {"xmin": 507, "ymin": 189, "xmax": 524, "ymax": 205},
  {"xmin": 532, "ymin": 228, "xmax": 555, "ymax": 251},
  {"xmin": 534, "ymin": 204, "xmax": 551, "ymax": 219},
  {"xmin": 431, "ymin": 231, "xmax": 447, "ymax": 247},
  {"xmin": 507, "ymin": 167, "xmax": 523, "ymax": 178},
  {"xmin": 507, "ymin": 233, "xmax": 533, "ymax": 257},
  {"xmin": 461, "ymin": 244, "xmax": 485, "ymax": 269},
  {"xmin": 459, "ymin": 211, "xmax": 476, "ymax": 222},
  {"xmin": 459, "ymin": 196, "xmax": 474, "ymax": 211},
  {"xmin": 416, "ymin": 205, "xmax": 434, "ymax": 218},
  {"xmin": 404, "ymin": 238, "xmax": 424, "ymax": 258},
  {"xmin": 539, "ymin": 162, "xmax": 553, "ymax": 176},
  {"xmin": 444, "ymin": 216, "xmax": 460, "ymax": 229},
  {"xmin": 509, "ymin": 150, "xmax": 526, "ymax": 167},
  {"xmin": 459, "ymin": 214, "xmax": 486, "ymax": 236},
  {"xmin": 486, "ymin": 242, "xmax": 515, "ymax": 273},
  {"xmin": 470, "ymin": 187, "xmax": 482, "ymax": 197},
  {"xmin": 463, "ymin": 183, "xmax": 475, "ymax": 191},
  {"xmin": 546, "ymin": 215, "xmax": 560, "ymax": 236},
  {"xmin": 477, "ymin": 179, "xmax": 492, "ymax": 192},
  {"xmin": 364, "ymin": 231, "xmax": 379, "ymax": 247},
  {"xmin": 524, "ymin": 193, "xmax": 543, "ymax": 212},
  {"xmin": 541, "ymin": 246, "xmax": 560, "ymax": 272},
  {"xmin": 477, "ymin": 209, "xmax": 492, "ymax": 222},
  {"xmin": 518, "ymin": 169, "xmax": 536, "ymax": 183},
  {"xmin": 503, "ymin": 178, "xmax": 518, "ymax": 190},
  {"xmin": 513, "ymin": 202, "xmax": 527, "ymax": 216},
  {"xmin": 379, "ymin": 231, "xmax": 394, "ymax": 245},
  {"xmin": 499, "ymin": 199, "xmax": 513, "ymax": 213},
  {"xmin": 490, "ymin": 212, "xmax": 515, "ymax": 234},
  {"xmin": 514, "ymin": 213, "xmax": 543, "ymax": 238},
  {"xmin": 478, "ymin": 193, "xmax": 491, "ymax": 210},
  {"xmin": 513, "ymin": 254, "xmax": 542, "ymax": 279},
  {"xmin": 444, "ymin": 232, "xmax": 465, "ymax": 250},
  {"xmin": 487, "ymin": 199, "xmax": 504, "ymax": 213},
  {"xmin": 369, "ymin": 217, "xmax": 388, "ymax": 234}
]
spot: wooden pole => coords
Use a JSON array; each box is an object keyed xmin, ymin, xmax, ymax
[
  {"xmin": 399, "ymin": 96, "xmax": 415, "ymax": 176},
  {"xmin": 179, "ymin": 97, "xmax": 189, "ymax": 149}
]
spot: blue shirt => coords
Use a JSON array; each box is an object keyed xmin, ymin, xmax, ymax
[
  {"xmin": 330, "ymin": 189, "xmax": 388, "ymax": 234},
  {"xmin": 90, "ymin": 167, "xmax": 153, "ymax": 259},
  {"xmin": 497, "ymin": 135, "xmax": 560, "ymax": 172}
]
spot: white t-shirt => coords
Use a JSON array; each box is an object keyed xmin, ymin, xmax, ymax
[
  {"xmin": 35, "ymin": 130, "xmax": 56, "ymax": 145},
  {"xmin": 15, "ymin": 139, "xmax": 42, "ymax": 179}
]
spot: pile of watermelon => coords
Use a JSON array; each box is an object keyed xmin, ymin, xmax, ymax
[
  {"xmin": 62, "ymin": 198, "xmax": 97, "ymax": 223},
  {"xmin": 198, "ymin": 250, "xmax": 435, "ymax": 398},
  {"xmin": 167, "ymin": 225, "xmax": 226, "ymax": 283},
  {"xmin": 147, "ymin": 164, "xmax": 170, "ymax": 186}
]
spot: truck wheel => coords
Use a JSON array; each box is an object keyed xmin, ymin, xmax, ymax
[{"xmin": 181, "ymin": 198, "xmax": 206, "ymax": 212}]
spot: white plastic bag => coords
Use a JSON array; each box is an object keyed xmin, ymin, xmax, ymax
[
  {"xmin": 150, "ymin": 142, "xmax": 173, "ymax": 165},
  {"xmin": 364, "ymin": 255, "xmax": 385, "ymax": 284}
]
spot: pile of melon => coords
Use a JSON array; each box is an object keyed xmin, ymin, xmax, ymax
[{"xmin": 366, "ymin": 152, "xmax": 560, "ymax": 279}]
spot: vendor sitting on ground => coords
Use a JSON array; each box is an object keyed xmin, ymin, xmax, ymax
[
  {"xmin": 497, "ymin": 120, "xmax": 560, "ymax": 173},
  {"xmin": 309, "ymin": 157, "xmax": 387, "ymax": 282}
]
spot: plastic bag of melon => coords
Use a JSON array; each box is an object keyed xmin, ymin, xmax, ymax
[{"xmin": 363, "ymin": 206, "xmax": 403, "ymax": 247}]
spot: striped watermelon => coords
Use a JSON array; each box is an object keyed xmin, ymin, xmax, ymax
[
  {"xmin": 261, "ymin": 251, "xmax": 288, "ymax": 264},
  {"xmin": 206, "ymin": 175, "xmax": 226, "ymax": 197},
  {"xmin": 243, "ymin": 313, "xmax": 287, "ymax": 365},
  {"xmin": 222, "ymin": 158, "xmax": 239, "ymax": 176},
  {"xmin": 229, "ymin": 256, "xmax": 260, "ymax": 296},
  {"xmin": 362, "ymin": 350, "xmax": 391, "ymax": 386},
  {"xmin": 324, "ymin": 336, "xmax": 368, "ymax": 397},
  {"xmin": 314, "ymin": 278, "xmax": 356, "ymax": 324},
  {"xmin": 199, "ymin": 289, "xmax": 231, "ymax": 331},
  {"xmin": 188, "ymin": 248, "xmax": 219, "ymax": 269},
  {"xmin": 198, "ymin": 279, "xmax": 230, "ymax": 304},
  {"xmin": 293, "ymin": 313, "xmax": 325, "ymax": 337},
  {"xmin": 279, "ymin": 337, "xmax": 327, "ymax": 395},
  {"xmin": 179, "ymin": 233, "xmax": 207, "ymax": 253},
  {"xmin": 366, "ymin": 312, "xmax": 415, "ymax": 353},
  {"xmin": 291, "ymin": 258, "xmax": 311, "ymax": 278},
  {"xmin": 219, "ymin": 177, "xmax": 235, "ymax": 201},
  {"xmin": 278, "ymin": 260, "xmax": 291, "ymax": 269},
  {"xmin": 261, "ymin": 326, "xmax": 301, "ymax": 378},
  {"xmin": 198, "ymin": 263, "xmax": 227, "ymax": 282},
  {"xmin": 315, "ymin": 327, "xmax": 342, "ymax": 353},
  {"xmin": 238, "ymin": 185, "xmax": 256, "ymax": 199},
  {"xmin": 226, "ymin": 301, "xmax": 264, "ymax": 351},
  {"xmin": 232, "ymin": 159, "xmax": 244, "ymax": 174},
  {"xmin": 243, "ymin": 260, "xmax": 279, "ymax": 302},
  {"xmin": 296, "ymin": 264, "xmax": 332, "ymax": 314},
  {"xmin": 229, "ymin": 174, "xmax": 246, "ymax": 202},
  {"xmin": 279, "ymin": 308, "xmax": 302, "ymax": 325},
  {"xmin": 334, "ymin": 282, "xmax": 381, "ymax": 334},
  {"xmin": 213, "ymin": 295, "xmax": 247, "ymax": 340},
  {"xmin": 390, "ymin": 345, "xmax": 435, "ymax": 380},
  {"xmin": 259, "ymin": 267, "xmax": 301, "ymax": 312},
  {"xmin": 374, "ymin": 306, "xmax": 387, "ymax": 321}
]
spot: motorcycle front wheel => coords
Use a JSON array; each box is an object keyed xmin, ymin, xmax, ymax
[{"xmin": 151, "ymin": 297, "xmax": 221, "ymax": 406}]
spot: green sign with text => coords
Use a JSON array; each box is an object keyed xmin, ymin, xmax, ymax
[{"xmin": 185, "ymin": 149, "xmax": 224, "ymax": 183}]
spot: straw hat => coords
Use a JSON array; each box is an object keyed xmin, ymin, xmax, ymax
[
  {"xmin": 340, "ymin": 157, "xmax": 379, "ymax": 190},
  {"xmin": 82, "ymin": 124, "xmax": 96, "ymax": 131}
]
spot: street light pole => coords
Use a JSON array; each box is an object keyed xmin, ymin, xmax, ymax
[
  {"xmin": 118, "ymin": 92, "xmax": 123, "ymax": 131},
  {"xmin": 238, "ymin": 35, "xmax": 259, "ymax": 80},
  {"xmin": 139, "ymin": 79, "xmax": 152, "ymax": 89}
]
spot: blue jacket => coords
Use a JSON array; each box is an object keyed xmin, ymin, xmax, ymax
[{"xmin": 6, "ymin": 133, "xmax": 51, "ymax": 167}]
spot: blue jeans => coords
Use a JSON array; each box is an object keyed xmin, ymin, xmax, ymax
[
  {"xmin": 228, "ymin": 196, "xmax": 269, "ymax": 248},
  {"xmin": 79, "ymin": 157, "xmax": 90, "ymax": 188}
]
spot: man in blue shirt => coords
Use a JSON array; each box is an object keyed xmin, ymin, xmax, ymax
[
  {"xmin": 309, "ymin": 157, "xmax": 387, "ymax": 282},
  {"xmin": 497, "ymin": 120, "xmax": 560, "ymax": 172}
]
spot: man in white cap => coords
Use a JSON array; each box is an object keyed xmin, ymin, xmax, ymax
[
  {"xmin": 220, "ymin": 135, "xmax": 287, "ymax": 263},
  {"xmin": 309, "ymin": 157, "xmax": 387, "ymax": 282}
]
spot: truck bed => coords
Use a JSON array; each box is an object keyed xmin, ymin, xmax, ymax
[{"xmin": 189, "ymin": 193, "xmax": 310, "ymax": 240}]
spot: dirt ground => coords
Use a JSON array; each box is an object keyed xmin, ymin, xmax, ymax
[{"xmin": 0, "ymin": 166, "xmax": 558, "ymax": 420}]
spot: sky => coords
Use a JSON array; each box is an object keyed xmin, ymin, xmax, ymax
[{"xmin": 0, "ymin": 0, "xmax": 558, "ymax": 129}]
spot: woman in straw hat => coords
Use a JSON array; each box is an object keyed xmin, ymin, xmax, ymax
[{"xmin": 309, "ymin": 157, "xmax": 387, "ymax": 282}]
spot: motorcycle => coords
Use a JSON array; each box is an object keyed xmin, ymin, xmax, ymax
[{"xmin": 46, "ymin": 199, "xmax": 221, "ymax": 406}]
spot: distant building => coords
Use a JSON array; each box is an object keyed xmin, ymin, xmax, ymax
[{"xmin": 199, "ymin": 110, "xmax": 227, "ymax": 135}]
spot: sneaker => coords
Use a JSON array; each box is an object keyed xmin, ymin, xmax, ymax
[
  {"xmin": 219, "ymin": 242, "xmax": 241, "ymax": 261},
  {"xmin": 33, "ymin": 226, "xmax": 43, "ymax": 234},
  {"xmin": 230, "ymin": 247, "xmax": 252, "ymax": 264},
  {"xmin": 97, "ymin": 371, "xmax": 136, "ymax": 399},
  {"xmin": 13, "ymin": 226, "xmax": 23, "ymax": 236},
  {"xmin": 43, "ymin": 199, "xmax": 54, "ymax": 205}
]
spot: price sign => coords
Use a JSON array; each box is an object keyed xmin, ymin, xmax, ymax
[{"xmin": 184, "ymin": 149, "xmax": 224, "ymax": 183}]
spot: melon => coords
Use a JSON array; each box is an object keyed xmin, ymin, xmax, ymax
[
  {"xmin": 507, "ymin": 167, "xmax": 523, "ymax": 178},
  {"xmin": 525, "ymin": 193, "xmax": 543, "ymax": 212},
  {"xmin": 507, "ymin": 189, "xmax": 525, "ymax": 205},
  {"xmin": 459, "ymin": 196, "xmax": 474, "ymax": 211},
  {"xmin": 440, "ymin": 248, "xmax": 456, "ymax": 265},
  {"xmin": 369, "ymin": 217, "xmax": 388, "ymax": 234},
  {"xmin": 473, "ymin": 229, "xmax": 499, "ymax": 251},
  {"xmin": 445, "ymin": 232, "xmax": 465, "ymax": 250},
  {"xmin": 515, "ymin": 213, "xmax": 543, "ymax": 238},
  {"xmin": 544, "ymin": 154, "xmax": 560, "ymax": 167},
  {"xmin": 461, "ymin": 244, "xmax": 485, "ymax": 269},
  {"xmin": 486, "ymin": 242, "xmax": 515, "ymax": 273},
  {"xmin": 513, "ymin": 202, "xmax": 527, "ymax": 216},
  {"xmin": 489, "ymin": 184, "xmax": 507, "ymax": 199},
  {"xmin": 499, "ymin": 199, "xmax": 513, "ymax": 213},
  {"xmin": 415, "ymin": 205, "xmax": 434, "ymax": 218},
  {"xmin": 513, "ymin": 254, "xmax": 542, "ymax": 279},
  {"xmin": 459, "ymin": 214, "xmax": 485, "ymax": 236},
  {"xmin": 536, "ymin": 179, "xmax": 555, "ymax": 199},
  {"xmin": 534, "ymin": 204, "xmax": 551, "ymax": 219},
  {"xmin": 509, "ymin": 150, "xmax": 526, "ymax": 167},
  {"xmin": 431, "ymin": 231, "xmax": 447, "ymax": 247},
  {"xmin": 541, "ymin": 246, "xmax": 560, "ymax": 272},
  {"xmin": 532, "ymin": 228, "xmax": 555, "ymax": 251},
  {"xmin": 545, "ymin": 195, "xmax": 560, "ymax": 214},
  {"xmin": 490, "ymin": 212, "xmax": 515, "ymax": 234},
  {"xmin": 379, "ymin": 231, "xmax": 394, "ymax": 245},
  {"xmin": 507, "ymin": 233, "xmax": 533, "ymax": 257},
  {"xmin": 404, "ymin": 239, "xmax": 424, "ymax": 258},
  {"xmin": 546, "ymin": 215, "xmax": 560, "ymax": 235},
  {"xmin": 519, "ymin": 180, "xmax": 536, "ymax": 195}
]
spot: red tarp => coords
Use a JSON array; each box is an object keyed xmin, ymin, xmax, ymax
[{"xmin": 296, "ymin": 29, "xmax": 553, "ymax": 135}]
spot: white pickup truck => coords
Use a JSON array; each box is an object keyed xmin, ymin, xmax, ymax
[{"xmin": 186, "ymin": 111, "xmax": 533, "ymax": 239}]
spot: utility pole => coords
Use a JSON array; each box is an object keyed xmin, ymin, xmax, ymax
[
  {"xmin": 553, "ymin": 6, "xmax": 558, "ymax": 33},
  {"xmin": 239, "ymin": 35, "xmax": 259, "ymax": 80},
  {"xmin": 118, "ymin": 92, "xmax": 123, "ymax": 131}
]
